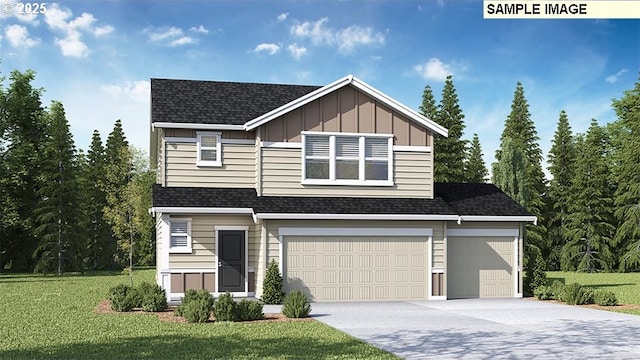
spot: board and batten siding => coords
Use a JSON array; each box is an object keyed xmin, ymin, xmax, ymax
[
  {"xmin": 164, "ymin": 142, "xmax": 256, "ymax": 187},
  {"xmin": 167, "ymin": 215, "xmax": 260, "ymax": 270},
  {"xmin": 260, "ymin": 147, "xmax": 432, "ymax": 198},
  {"xmin": 261, "ymin": 85, "xmax": 432, "ymax": 147}
]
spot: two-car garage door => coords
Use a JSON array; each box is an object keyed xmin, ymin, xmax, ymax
[{"xmin": 285, "ymin": 236, "xmax": 428, "ymax": 302}]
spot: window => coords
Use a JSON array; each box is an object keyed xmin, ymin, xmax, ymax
[
  {"xmin": 302, "ymin": 133, "xmax": 393, "ymax": 185},
  {"xmin": 197, "ymin": 132, "xmax": 221, "ymax": 166},
  {"xmin": 169, "ymin": 219, "xmax": 192, "ymax": 253}
]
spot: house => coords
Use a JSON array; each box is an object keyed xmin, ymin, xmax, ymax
[{"xmin": 149, "ymin": 75, "xmax": 535, "ymax": 303}]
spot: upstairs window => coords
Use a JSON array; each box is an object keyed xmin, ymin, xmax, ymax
[
  {"xmin": 169, "ymin": 218, "xmax": 192, "ymax": 253},
  {"xmin": 302, "ymin": 132, "xmax": 393, "ymax": 186},
  {"xmin": 197, "ymin": 132, "xmax": 221, "ymax": 166}
]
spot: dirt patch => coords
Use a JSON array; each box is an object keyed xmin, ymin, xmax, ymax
[{"xmin": 95, "ymin": 299, "xmax": 314, "ymax": 323}]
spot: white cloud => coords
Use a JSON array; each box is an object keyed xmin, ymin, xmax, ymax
[
  {"xmin": 43, "ymin": 3, "xmax": 113, "ymax": 57},
  {"xmin": 5, "ymin": 24, "xmax": 40, "ymax": 48},
  {"xmin": 606, "ymin": 69, "xmax": 627, "ymax": 84},
  {"xmin": 101, "ymin": 80, "xmax": 150, "ymax": 102},
  {"xmin": 277, "ymin": 12, "xmax": 289, "ymax": 21},
  {"xmin": 190, "ymin": 25, "xmax": 209, "ymax": 34},
  {"xmin": 290, "ymin": 17, "xmax": 384, "ymax": 54},
  {"xmin": 414, "ymin": 58, "xmax": 453, "ymax": 81},
  {"xmin": 288, "ymin": 43, "xmax": 307, "ymax": 60},
  {"xmin": 253, "ymin": 42, "xmax": 281, "ymax": 55},
  {"xmin": 146, "ymin": 26, "xmax": 198, "ymax": 47},
  {"xmin": 0, "ymin": 0, "xmax": 39, "ymax": 24}
]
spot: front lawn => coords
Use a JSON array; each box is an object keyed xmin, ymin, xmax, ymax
[
  {"xmin": 0, "ymin": 270, "xmax": 397, "ymax": 360},
  {"xmin": 547, "ymin": 271, "xmax": 640, "ymax": 315}
]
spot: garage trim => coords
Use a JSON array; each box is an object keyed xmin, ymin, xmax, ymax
[
  {"xmin": 279, "ymin": 227, "xmax": 433, "ymax": 301},
  {"xmin": 446, "ymin": 227, "xmax": 522, "ymax": 298}
]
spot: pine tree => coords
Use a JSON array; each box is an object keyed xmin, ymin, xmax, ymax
[
  {"xmin": 612, "ymin": 77, "xmax": 640, "ymax": 271},
  {"xmin": 562, "ymin": 120, "xmax": 615, "ymax": 272},
  {"xmin": 0, "ymin": 70, "xmax": 47, "ymax": 271},
  {"xmin": 262, "ymin": 259, "xmax": 285, "ymax": 304},
  {"xmin": 464, "ymin": 133, "xmax": 488, "ymax": 183},
  {"xmin": 433, "ymin": 75, "xmax": 467, "ymax": 183},
  {"xmin": 492, "ymin": 137, "xmax": 528, "ymax": 206},
  {"xmin": 33, "ymin": 101, "xmax": 84, "ymax": 275},
  {"xmin": 419, "ymin": 84, "xmax": 437, "ymax": 121},
  {"xmin": 83, "ymin": 130, "xmax": 111, "ymax": 269},
  {"xmin": 545, "ymin": 110, "xmax": 576, "ymax": 270}
]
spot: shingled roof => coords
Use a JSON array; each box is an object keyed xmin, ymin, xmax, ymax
[
  {"xmin": 152, "ymin": 184, "xmax": 531, "ymax": 217},
  {"xmin": 151, "ymin": 78, "xmax": 320, "ymax": 125}
]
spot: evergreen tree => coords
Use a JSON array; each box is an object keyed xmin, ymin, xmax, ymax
[
  {"xmin": 33, "ymin": 101, "xmax": 84, "ymax": 274},
  {"xmin": 562, "ymin": 120, "xmax": 615, "ymax": 272},
  {"xmin": 103, "ymin": 119, "xmax": 131, "ymax": 268},
  {"xmin": 0, "ymin": 70, "xmax": 47, "ymax": 271},
  {"xmin": 262, "ymin": 259, "xmax": 284, "ymax": 304},
  {"xmin": 83, "ymin": 130, "xmax": 111, "ymax": 269},
  {"xmin": 464, "ymin": 133, "xmax": 488, "ymax": 183},
  {"xmin": 433, "ymin": 75, "xmax": 467, "ymax": 183},
  {"xmin": 419, "ymin": 84, "xmax": 437, "ymax": 121},
  {"xmin": 612, "ymin": 77, "xmax": 640, "ymax": 271},
  {"xmin": 545, "ymin": 110, "xmax": 576, "ymax": 269},
  {"xmin": 492, "ymin": 137, "xmax": 528, "ymax": 206}
]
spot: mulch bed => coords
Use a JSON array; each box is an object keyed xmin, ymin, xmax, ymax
[{"xmin": 95, "ymin": 299, "xmax": 314, "ymax": 323}]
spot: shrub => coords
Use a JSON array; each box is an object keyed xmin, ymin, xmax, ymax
[
  {"xmin": 533, "ymin": 285, "xmax": 553, "ymax": 300},
  {"xmin": 214, "ymin": 291, "xmax": 238, "ymax": 322},
  {"xmin": 282, "ymin": 290, "xmax": 311, "ymax": 318},
  {"xmin": 181, "ymin": 299, "xmax": 212, "ymax": 323},
  {"xmin": 580, "ymin": 287, "xmax": 595, "ymax": 305},
  {"xmin": 237, "ymin": 299, "xmax": 265, "ymax": 321},
  {"xmin": 175, "ymin": 289, "xmax": 214, "ymax": 317},
  {"xmin": 550, "ymin": 280, "xmax": 565, "ymax": 301},
  {"xmin": 108, "ymin": 284, "xmax": 140, "ymax": 312},
  {"xmin": 137, "ymin": 282, "xmax": 168, "ymax": 312},
  {"xmin": 594, "ymin": 290, "xmax": 618, "ymax": 306},
  {"xmin": 526, "ymin": 252, "xmax": 547, "ymax": 293},
  {"xmin": 262, "ymin": 259, "xmax": 285, "ymax": 304},
  {"xmin": 562, "ymin": 282, "xmax": 594, "ymax": 305}
]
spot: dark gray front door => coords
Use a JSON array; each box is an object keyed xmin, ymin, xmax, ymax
[{"xmin": 218, "ymin": 230, "xmax": 245, "ymax": 292}]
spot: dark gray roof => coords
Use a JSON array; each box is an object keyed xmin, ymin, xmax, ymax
[
  {"xmin": 151, "ymin": 78, "xmax": 320, "ymax": 125},
  {"xmin": 153, "ymin": 183, "xmax": 531, "ymax": 217},
  {"xmin": 435, "ymin": 183, "xmax": 531, "ymax": 217}
]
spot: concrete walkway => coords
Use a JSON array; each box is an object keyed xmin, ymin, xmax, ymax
[{"xmin": 307, "ymin": 299, "xmax": 640, "ymax": 359}]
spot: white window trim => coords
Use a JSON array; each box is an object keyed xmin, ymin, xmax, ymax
[
  {"xmin": 196, "ymin": 131, "xmax": 222, "ymax": 167},
  {"xmin": 301, "ymin": 132, "xmax": 394, "ymax": 186},
  {"xmin": 169, "ymin": 218, "xmax": 192, "ymax": 253}
]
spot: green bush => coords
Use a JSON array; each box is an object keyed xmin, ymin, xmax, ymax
[
  {"xmin": 282, "ymin": 290, "xmax": 311, "ymax": 318},
  {"xmin": 214, "ymin": 291, "xmax": 238, "ymax": 322},
  {"xmin": 137, "ymin": 282, "xmax": 168, "ymax": 312},
  {"xmin": 262, "ymin": 259, "xmax": 285, "ymax": 304},
  {"xmin": 108, "ymin": 284, "xmax": 140, "ymax": 312},
  {"xmin": 550, "ymin": 280, "xmax": 565, "ymax": 301},
  {"xmin": 562, "ymin": 282, "xmax": 594, "ymax": 305},
  {"xmin": 237, "ymin": 299, "xmax": 264, "ymax": 321},
  {"xmin": 580, "ymin": 287, "xmax": 595, "ymax": 305},
  {"xmin": 594, "ymin": 289, "xmax": 618, "ymax": 306},
  {"xmin": 526, "ymin": 253, "xmax": 547, "ymax": 293},
  {"xmin": 181, "ymin": 299, "xmax": 212, "ymax": 323},
  {"xmin": 175, "ymin": 289, "xmax": 214, "ymax": 317},
  {"xmin": 533, "ymin": 285, "xmax": 553, "ymax": 300}
]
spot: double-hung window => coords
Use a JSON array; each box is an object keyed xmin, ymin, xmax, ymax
[
  {"xmin": 197, "ymin": 132, "xmax": 221, "ymax": 166},
  {"xmin": 169, "ymin": 218, "xmax": 192, "ymax": 253},
  {"xmin": 302, "ymin": 132, "xmax": 393, "ymax": 186}
]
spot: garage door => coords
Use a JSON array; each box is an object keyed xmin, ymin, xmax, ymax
[
  {"xmin": 285, "ymin": 236, "xmax": 428, "ymax": 302},
  {"xmin": 447, "ymin": 237, "xmax": 514, "ymax": 299}
]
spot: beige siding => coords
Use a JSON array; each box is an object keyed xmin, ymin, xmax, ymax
[
  {"xmin": 260, "ymin": 148, "xmax": 432, "ymax": 198},
  {"xmin": 168, "ymin": 215, "xmax": 259, "ymax": 270},
  {"xmin": 447, "ymin": 221, "xmax": 521, "ymax": 231},
  {"xmin": 156, "ymin": 130, "xmax": 164, "ymax": 185},
  {"xmin": 165, "ymin": 142, "xmax": 255, "ymax": 187},
  {"xmin": 156, "ymin": 213, "xmax": 164, "ymax": 271},
  {"xmin": 432, "ymin": 221, "xmax": 446, "ymax": 268},
  {"xmin": 261, "ymin": 85, "xmax": 433, "ymax": 147}
]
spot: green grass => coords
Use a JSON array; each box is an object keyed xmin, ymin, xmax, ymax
[
  {"xmin": 547, "ymin": 271, "xmax": 640, "ymax": 315},
  {"xmin": 0, "ymin": 270, "xmax": 397, "ymax": 360}
]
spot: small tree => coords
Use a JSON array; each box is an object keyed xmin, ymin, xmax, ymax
[{"xmin": 261, "ymin": 259, "xmax": 284, "ymax": 304}]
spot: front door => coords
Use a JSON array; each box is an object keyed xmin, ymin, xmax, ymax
[{"xmin": 218, "ymin": 230, "xmax": 245, "ymax": 292}]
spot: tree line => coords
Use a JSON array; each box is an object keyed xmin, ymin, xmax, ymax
[
  {"xmin": 0, "ymin": 69, "xmax": 155, "ymax": 274},
  {"xmin": 423, "ymin": 75, "xmax": 640, "ymax": 274}
]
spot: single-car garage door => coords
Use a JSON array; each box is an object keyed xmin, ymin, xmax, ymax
[
  {"xmin": 285, "ymin": 236, "xmax": 428, "ymax": 302},
  {"xmin": 447, "ymin": 237, "xmax": 514, "ymax": 298}
]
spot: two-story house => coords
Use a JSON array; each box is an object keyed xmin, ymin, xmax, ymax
[{"xmin": 149, "ymin": 75, "xmax": 535, "ymax": 303}]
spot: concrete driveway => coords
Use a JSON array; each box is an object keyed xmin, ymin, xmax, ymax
[{"xmin": 308, "ymin": 299, "xmax": 640, "ymax": 359}]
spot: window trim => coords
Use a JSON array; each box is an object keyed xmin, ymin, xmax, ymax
[
  {"xmin": 169, "ymin": 218, "xmax": 192, "ymax": 253},
  {"xmin": 196, "ymin": 131, "xmax": 222, "ymax": 167},
  {"xmin": 301, "ymin": 132, "xmax": 393, "ymax": 186}
]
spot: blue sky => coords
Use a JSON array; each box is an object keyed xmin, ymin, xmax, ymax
[{"xmin": 1, "ymin": 0, "xmax": 638, "ymax": 176}]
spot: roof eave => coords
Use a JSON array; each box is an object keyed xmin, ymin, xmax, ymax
[
  {"xmin": 255, "ymin": 213, "xmax": 459, "ymax": 221},
  {"xmin": 152, "ymin": 122, "xmax": 245, "ymax": 131},
  {"xmin": 458, "ymin": 215, "xmax": 538, "ymax": 225}
]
